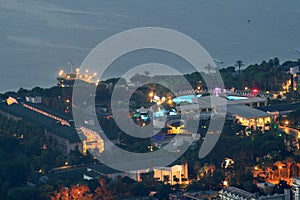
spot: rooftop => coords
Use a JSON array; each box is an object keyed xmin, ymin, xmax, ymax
[
  {"xmin": 197, "ymin": 96, "xmax": 267, "ymax": 107},
  {"xmin": 227, "ymin": 104, "xmax": 273, "ymax": 119},
  {"xmin": 0, "ymin": 100, "xmax": 80, "ymax": 143},
  {"xmin": 177, "ymin": 95, "xmax": 272, "ymax": 119},
  {"xmin": 87, "ymin": 164, "xmax": 121, "ymax": 175},
  {"xmin": 256, "ymin": 103, "xmax": 300, "ymax": 113},
  {"xmin": 221, "ymin": 186, "xmax": 256, "ymax": 199}
]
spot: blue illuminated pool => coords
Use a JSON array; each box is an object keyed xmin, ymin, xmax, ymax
[
  {"xmin": 226, "ymin": 96, "xmax": 248, "ymax": 100},
  {"xmin": 173, "ymin": 94, "xmax": 201, "ymax": 104}
]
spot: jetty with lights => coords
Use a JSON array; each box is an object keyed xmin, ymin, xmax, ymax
[{"xmin": 57, "ymin": 68, "xmax": 100, "ymax": 87}]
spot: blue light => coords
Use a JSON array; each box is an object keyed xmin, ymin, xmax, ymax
[
  {"xmin": 226, "ymin": 96, "xmax": 248, "ymax": 100},
  {"xmin": 173, "ymin": 95, "xmax": 201, "ymax": 104}
]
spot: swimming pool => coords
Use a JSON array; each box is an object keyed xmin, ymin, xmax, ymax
[
  {"xmin": 173, "ymin": 94, "xmax": 201, "ymax": 104},
  {"xmin": 226, "ymin": 96, "xmax": 248, "ymax": 100}
]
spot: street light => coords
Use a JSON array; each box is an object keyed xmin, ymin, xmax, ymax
[
  {"xmin": 223, "ymin": 180, "xmax": 229, "ymax": 187},
  {"xmin": 167, "ymin": 99, "xmax": 173, "ymax": 105},
  {"xmin": 285, "ymin": 120, "xmax": 289, "ymax": 126},
  {"xmin": 149, "ymin": 91, "xmax": 154, "ymax": 98}
]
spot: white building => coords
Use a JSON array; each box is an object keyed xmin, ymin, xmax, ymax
[
  {"xmin": 219, "ymin": 186, "xmax": 290, "ymax": 200},
  {"xmin": 25, "ymin": 96, "xmax": 42, "ymax": 103},
  {"xmin": 292, "ymin": 177, "xmax": 300, "ymax": 200},
  {"xmin": 219, "ymin": 187, "xmax": 256, "ymax": 200},
  {"xmin": 153, "ymin": 163, "xmax": 188, "ymax": 185}
]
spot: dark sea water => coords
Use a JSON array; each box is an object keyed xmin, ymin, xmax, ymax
[{"xmin": 0, "ymin": 0, "xmax": 300, "ymax": 92}]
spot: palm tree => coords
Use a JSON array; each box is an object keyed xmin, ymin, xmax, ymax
[
  {"xmin": 193, "ymin": 161, "xmax": 202, "ymax": 180},
  {"xmin": 235, "ymin": 60, "xmax": 244, "ymax": 76},
  {"xmin": 266, "ymin": 167, "xmax": 272, "ymax": 180},
  {"xmin": 203, "ymin": 163, "xmax": 210, "ymax": 175},
  {"xmin": 273, "ymin": 57, "xmax": 280, "ymax": 67},
  {"xmin": 274, "ymin": 161, "xmax": 285, "ymax": 180},
  {"xmin": 284, "ymin": 157, "xmax": 295, "ymax": 178},
  {"xmin": 209, "ymin": 163, "xmax": 216, "ymax": 174},
  {"xmin": 199, "ymin": 167, "xmax": 205, "ymax": 178},
  {"xmin": 296, "ymin": 163, "xmax": 300, "ymax": 177}
]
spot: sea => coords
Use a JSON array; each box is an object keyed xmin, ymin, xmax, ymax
[{"xmin": 0, "ymin": 0, "xmax": 300, "ymax": 92}]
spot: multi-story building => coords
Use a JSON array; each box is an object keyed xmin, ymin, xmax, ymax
[
  {"xmin": 292, "ymin": 177, "xmax": 300, "ymax": 200},
  {"xmin": 0, "ymin": 97, "xmax": 104, "ymax": 156},
  {"xmin": 219, "ymin": 186, "xmax": 290, "ymax": 200},
  {"xmin": 219, "ymin": 186, "xmax": 256, "ymax": 200}
]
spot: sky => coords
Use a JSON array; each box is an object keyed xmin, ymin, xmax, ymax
[{"xmin": 0, "ymin": 0, "xmax": 300, "ymax": 92}]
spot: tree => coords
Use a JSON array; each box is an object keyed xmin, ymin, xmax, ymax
[
  {"xmin": 235, "ymin": 60, "xmax": 244, "ymax": 76},
  {"xmin": 144, "ymin": 71, "xmax": 150, "ymax": 77},
  {"xmin": 130, "ymin": 182, "xmax": 148, "ymax": 197},
  {"xmin": 140, "ymin": 171, "xmax": 157, "ymax": 186},
  {"xmin": 274, "ymin": 57, "xmax": 280, "ymax": 67},
  {"xmin": 274, "ymin": 161, "xmax": 285, "ymax": 180},
  {"xmin": 94, "ymin": 176, "xmax": 114, "ymax": 200},
  {"xmin": 130, "ymin": 73, "xmax": 150, "ymax": 84},
  {"xmin": 284, "ymin": 157, "xmax": 295, "ymax": 178},
  {"xmin": 153, "ymin": 183, "xmax": 172, "ymax": 200},
  {"xmin": 8, "ymin": 187, "xmax": 39, "ymax": 200},
  {"xmin": 69, "ymin": 184, "xmax": 93, "ymax": 200}
]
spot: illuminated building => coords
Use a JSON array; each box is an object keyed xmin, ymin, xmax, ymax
[
  {"xmin": 0, "ymin": 97, "xmax": 104, "ymax": 156},
  {"xmin": 78, "ymin": 126, "xmax": 104, "ymax": 155},
  {"xmin": 178, "ymin": 95, "xmax": 271, "ymax": 131},
  {"xmin": 153, "ymin": 163, "xmax": 188, "ymax": 185},
  {"xmin": 227, "ymin": 104, "xmax": 272, "ymax": 131},
  {"xmin": 167, "ymin": 120, "xmax": 190, "ymax": 134}
]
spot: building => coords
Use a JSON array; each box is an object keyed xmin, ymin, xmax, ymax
[
  {"xmin": 219, "ymin": 186, "xmax": 256, "ymax": 200},
  {"xmin": 153, "ymin": 163, "xmax": 188, "ymax": 185},
  {"xmin": 168, "ymin": 193, "xmax": 184, "ymax": 200},
  {"xmin": 83, "ymin": 164, "xmax": 149, "ymax": 182},
  {"xmin": 178, "ymin": 95, "xmax": 272, "ymax": 131},
  {"xmin": 259, "ymin": 191, "xmax": 290, "ymax": 200},
  {"xmin": 292, "ymin": 177, "xmax": 300, "ymax": 200},
  {"xmin": 227, "ymin": 104, "xmax": 272, "ymax": 131},
  {"xmin": 183, "ymin": 190, "xmax": 219, "ymax": 200},
  {"xmin": 219, "ymin": 186, "xmax": 290, "ymax": 200},
  {"xmin": 0, "ymin": 97, "xmax": 104, "ymax": 155},
  {"xmin": 257, "ymin": 182, "xmax": 275, "ymax": 195},
  {"xmin": 256, "ymin": 103, "xmax": 300, "ymax": 118},
  {"xmin": 25, "ymin": 96, "xmax": 42, "ymax": 104},
  {"xmin": 84, "ymin": 162, "xmax": 189, "ymax": 186}
]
